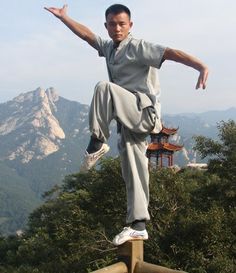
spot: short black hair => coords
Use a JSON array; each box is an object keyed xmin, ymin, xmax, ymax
[{"xmin": 105, "ymin": 4, "xmax": 131, "ymax": 19}]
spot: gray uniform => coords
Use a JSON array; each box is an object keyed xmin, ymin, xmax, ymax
[{"xmin": 90, "ymin": 33, "xmax": 166, "ymax": 223}]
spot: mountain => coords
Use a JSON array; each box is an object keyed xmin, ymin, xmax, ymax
[
  {"xmin": 0, "ymin": 88, "xmax": 89, "ymax": 234},
  {"xmin": 0, "ymin": 87, "xmax": 235, "ymax": 234},
  {"xmin": 175, "ymin": 107, "xmax": 236, "ymax": 125},
  {"xmin": 0, "ymin": 88, "xmax": 75, "ymax": 163},
  {"xmin": 0, "ymin": 87, "xmax": 118, "ymax": 234},
  {"xmin": 0, "ymin": 161, "xmax": 39, "ymax": 234}
]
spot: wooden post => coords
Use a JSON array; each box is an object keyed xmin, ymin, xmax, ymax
[
  {"xmin": 117, "ymin": 241, "xmax": 143, "ymax": 273},
  {"xmin": 91, "ymin": 262, "xmax": 128, "ymax": 273},
  {"xmin": 135, "ymin": 261, "xmax": 187, "ymax": 273},
  {"xmin": 91, "ymin": 241, "xmax": 187, "ymax": 273}
]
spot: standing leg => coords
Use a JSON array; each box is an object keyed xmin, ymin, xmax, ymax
[
  {"xmin": 118, "ymin": 126, "xmax": 150, "ymax": 223},
  {"xmin": 113, "ymin": 127, "xmax": 151, "ymax": 246}
]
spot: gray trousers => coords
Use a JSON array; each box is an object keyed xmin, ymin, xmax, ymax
[{"xmin": 89, "ymin": 81, "xmax": 156, "ymax": 224}]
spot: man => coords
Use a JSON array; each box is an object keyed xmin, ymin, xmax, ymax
[{"xmin": 45, "ymin": 4, "xmax": 208, "ymax": 246}]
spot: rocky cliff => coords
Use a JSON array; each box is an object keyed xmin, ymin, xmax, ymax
[{"xmin": 0, "ymin": 87, "xmax": 67, "ymax": 163}]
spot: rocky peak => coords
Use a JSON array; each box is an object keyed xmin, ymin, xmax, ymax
[
  {"xmin": 46, "ymin": 87, "xmax": 59, "ymax": 102},
  {"xmin": 13, "ymin": 87, "xmax": 45, "ymax": 104},
  {"xmin": 0, "ymin": 87, "xmax": 65, "ymax": 163},
  {"xmin": 46, "ymin": 87, "xmax": 59, "ymax": 112}
]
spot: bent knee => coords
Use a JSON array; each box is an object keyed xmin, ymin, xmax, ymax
[{"xmin": 94, "ymin": 81, "xmax": 111, "ymax": 92}]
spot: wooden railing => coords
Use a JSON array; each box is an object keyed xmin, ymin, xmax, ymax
[{"xmin": 91, "ymin": 241, "xmax": 187, "ymax": 273}]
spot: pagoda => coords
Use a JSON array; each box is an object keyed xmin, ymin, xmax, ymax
[{"xmin": 146, "ymin": 125, "xmax": 183, "ymax": 168}]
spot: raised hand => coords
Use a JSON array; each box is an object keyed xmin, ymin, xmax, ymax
[
  {"xmin": 44, "ymin": 4, "xmax": 68, "ymax": 19},
  {"xmin": 196, "ymin": 66, "xmax": 209, "ymax": 90}
]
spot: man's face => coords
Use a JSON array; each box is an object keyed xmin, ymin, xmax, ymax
[{"xmin": 105, "ymin": 12, "xmax": 133, "ymax": 43}]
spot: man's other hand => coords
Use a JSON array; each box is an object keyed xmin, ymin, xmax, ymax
[{"xmin": 196, "ymin": 66, "xmax": 209, "ymax": 90}]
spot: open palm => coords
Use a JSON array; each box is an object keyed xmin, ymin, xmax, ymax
[{"xmin": 44, "ymin": 4, "xmax": 68, "ymax": 19}]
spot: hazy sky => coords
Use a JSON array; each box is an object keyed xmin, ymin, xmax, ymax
[{"xmin": 1, "ymin": 0, "xmax": 235, "ymax": 114}]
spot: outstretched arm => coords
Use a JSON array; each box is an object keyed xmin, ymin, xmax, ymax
[
  {"xmin": 163, "ymin": 48, "xmax": 209, "ymax": 89},
  {"xmin": 44, "ymin": 5, "xmax": 97, "ymax": 48}
]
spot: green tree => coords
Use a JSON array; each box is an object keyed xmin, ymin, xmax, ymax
[
  {"xmin": 194, "ymin": 120, "xmax": 236, "ymax": 181},
  {"xmin": 0, "ymin": 121, "xmax": 235, "ymax": 272},
  {"xmin": 1, "ymin": 163, "xmax": 232, "ymax": 273},
  {"xmin": 147, "ymin": 169, "xmax": 235, "ymax": 273},
  {"xmin": 14, "ymin": 158, "xmax": 125, "ymax": 273}
]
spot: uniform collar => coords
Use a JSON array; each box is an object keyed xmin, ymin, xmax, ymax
[{"xmin": 113, "ymin": 33, "xmax": 132, "ymax": 50}]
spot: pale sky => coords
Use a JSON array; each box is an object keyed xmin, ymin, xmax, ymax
[{"xmin": 0, "ymin": 0, "xmax": 235, "ymax": 114}]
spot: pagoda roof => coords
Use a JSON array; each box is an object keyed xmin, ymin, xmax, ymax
[
  {"xmin": 162, "ymin": 126, "xmax": 178, "ymax": 135},
  {"xmin": 151, "ymin": 125, "xmax": 178, "ymax": 136},
  {"xmin": 147, "ymin": 142, "xmax": 183, "ymax": 152}
]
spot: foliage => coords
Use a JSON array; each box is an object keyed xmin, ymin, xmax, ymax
[
  {"xmin": 0, "ymin": 163, "xmax": 234, "ymax": 272},
  {"xmin": 0, "ymin": 120, "xmax": 235, "ymax": 272},
  {"xmin": 194, "ymin": 120, "xmax": 236, "ymax": 181},
  {"xmin": 0, "ymin": 162, "xmax": 40, "ymax": 235},
  {"xmin": 146, "ymin": 169, "xmax": 235, "ymax": 273}
]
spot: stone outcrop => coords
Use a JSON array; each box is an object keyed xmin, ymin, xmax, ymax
[{"xmin": 0, "ymin": 87, "xmax": 65, "ymax": 163}]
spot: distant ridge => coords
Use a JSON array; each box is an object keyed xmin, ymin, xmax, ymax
[{"xmin": 165, "ymin": 107, "xmax": 236, "ymax": 125}]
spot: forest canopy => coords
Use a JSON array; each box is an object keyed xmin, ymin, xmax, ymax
[{"xmin": 0, "ymin": 120, "xmax": 235, "ymax": 273}]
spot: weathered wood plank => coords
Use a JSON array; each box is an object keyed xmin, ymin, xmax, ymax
[
  {"xmin": 91, "ymin": 262, "xmax": 128, "ymax": 273},
  {"xmin": 135, "ymin": 261, "xmax": 187, "ymax": 273}
]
